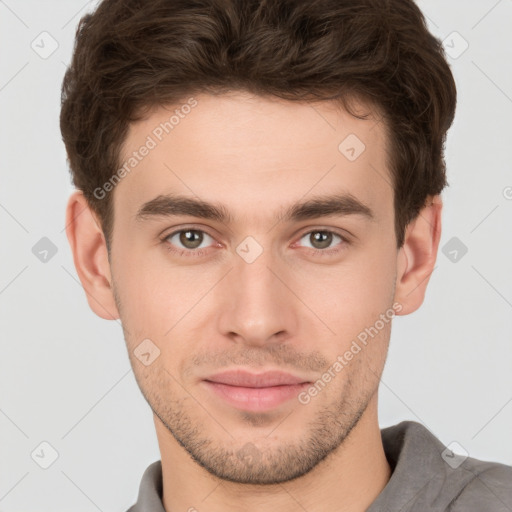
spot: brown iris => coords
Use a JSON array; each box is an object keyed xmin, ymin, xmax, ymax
[
  {"xmin": 179, "ymin": 230, "xmax": 203, "ymax": 249},
  {"xmin": 308, "ymin": 231, "xmax": 334, "ymax": 249}
]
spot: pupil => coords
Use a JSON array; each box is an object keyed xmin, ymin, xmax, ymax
[
  {"xmin": 311, "ymin": 231, "xmax": 332, "ymax": 249},
  {"xmin": 180, "ymin": 230, "xmax": 202, "ymax": 249}
]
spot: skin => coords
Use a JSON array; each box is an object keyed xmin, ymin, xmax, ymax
[{"xmin": 66, "ymin": 90, "xmax": 442, "ymax": 512}]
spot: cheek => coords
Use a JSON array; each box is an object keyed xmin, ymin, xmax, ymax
[
  {"xmin": 296, "ymin": 253, "xmax": 395, "ymax": 332},
  {"xmin": 112, "ymin": 244, "xmax": 174, "ymax": 313},
  {"xmin": 112, "ymin": 254, "xmax": 221, "ymax": 371},
  {"xmin": 111, "ymin": 256, "xmax": 172, "ymax": 348}
]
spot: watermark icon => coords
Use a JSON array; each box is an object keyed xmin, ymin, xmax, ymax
[
  {"xmin": 442, "ymin": 31, "xmax": 469, "ymax": 60},
  {"xmin": 338, "ymin": 133, "xmax": 366, "ymax": 162},
  {"xmin": 93, "ymin": 97, "xmax": 198, "ymax": 200},
  {"xmin": 32, "ymin": 236, "xmax": 58, "ymax": 263},
  {"xmin": 441, "ymin": 441, "xmax": 469, "ymax": 469},
  {"xmin": 503, "ymin": 186, "xmax": 512, "ymax": 200},
  {"xmin": 298, "ymin": 302, "xmax": 403, "ymax": 405},
  {"xmin": 134, "ymin": 338, "xmax": 161, "ymax": 366},
  {"xmin": 31, "ymin": 31, "xmax": 59, "ymax": 59},
  {"xmin": 442, "ymin": 236, "xmax": 468, "ymax": 263},
  {"xmin": 237, "ymin": 442, "xmax": 262, "ymax": 465},
  {"xmin": 31, "ymin": 441, "xmax": 59, "ymax": 469},
  {"xmin": 236, "ymin": 236, "xmax": 264, "ymax": 264}
]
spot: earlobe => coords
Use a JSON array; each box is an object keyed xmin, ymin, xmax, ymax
[
  {"xmin": 394, "ymin": 195, "xmax": 443, "ymax": 316},
  {"xmin": 65, "ymin": 190, "xmax": 120, "ymax": 320}
]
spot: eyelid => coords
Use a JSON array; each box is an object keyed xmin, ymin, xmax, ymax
[
  {"xmin": 161, "ymin": 224, "xmax": 221, "ymax": 242},
  {"xmin": 166, "ymin": 229, "xmax": 215, "ymax": 245}
]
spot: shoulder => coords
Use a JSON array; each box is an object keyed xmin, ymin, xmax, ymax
[
  {"xmin": 446, "ymin": 459, "xmax": 512, "ymax": 512},
  {"xmin": 377, "ymin": 421, "xmax": 512, "ymax": 511}
]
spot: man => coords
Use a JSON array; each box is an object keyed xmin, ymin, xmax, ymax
[{"xmin": 60, "ymin": 0, "xmax": 512, "ymax": 510}]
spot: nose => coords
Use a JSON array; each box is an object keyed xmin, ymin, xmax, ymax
[{"xmin": 215, "ymin": 245, "xmax": 299, "ymax": 347}]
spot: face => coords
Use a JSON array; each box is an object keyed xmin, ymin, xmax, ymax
[{"xmin": 107, "ymin": 91, "xmax": 401, "ymax": 484}]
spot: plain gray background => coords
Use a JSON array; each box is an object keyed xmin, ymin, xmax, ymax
[{"xmin": 1, "ymin": 0, "xmax": 511, "ymax": 510}]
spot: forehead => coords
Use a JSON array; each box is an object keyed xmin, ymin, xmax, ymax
[{"xmin": 113, "ymin": 91, "xmax": 392, "ymax": 228}]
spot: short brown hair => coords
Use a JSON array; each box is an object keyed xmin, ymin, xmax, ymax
[{"xmin": 60, "ymin": 0, "xmax": 456, "ymax": 250}]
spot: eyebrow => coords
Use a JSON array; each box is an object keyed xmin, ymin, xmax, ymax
[{"xmin": 134, "ymin": 192, "xmax": 375, "ymax": 224}]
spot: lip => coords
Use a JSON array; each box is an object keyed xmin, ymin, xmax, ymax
[
  {"xmin": 204, "ymin": 370, "xmax": 309, "ymax": 387},
  {"xmin": 202, "ymin": 370, "xmax": 311, "ymax": 412}
]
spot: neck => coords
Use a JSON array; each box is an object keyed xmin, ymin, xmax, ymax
[{"xmin": 155, "ymin": 394, "xmax": 391, "ymax": 512}]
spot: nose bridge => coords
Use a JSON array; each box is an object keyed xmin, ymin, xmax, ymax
[{"xmin": 216, "ymin": 240, "xmax": 297, "ymax": 345}]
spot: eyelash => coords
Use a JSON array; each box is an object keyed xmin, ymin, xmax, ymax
[{"xmin": 161, "ymin": 227, "xmax": 349, "ymax": 259}]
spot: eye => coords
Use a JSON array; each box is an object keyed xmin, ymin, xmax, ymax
[
  {"xmin": 164, "ymin": 229, "xmax": 215, "ymax": 252},
  {"xmin": 296, "ymin": 229, "xmax": 347, "ymax": 253}
]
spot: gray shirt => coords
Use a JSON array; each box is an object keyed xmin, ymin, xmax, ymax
[{"xmin": 126, "ymin": 421, "xmax": 512, "ymax": 511}]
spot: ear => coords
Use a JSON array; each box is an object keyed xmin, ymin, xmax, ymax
[
  {"xmin": 65, "ymin": 190, "xmax": 120, "ymax": 320},
  {"xmin": 394, "ymin": 195, "xmax": 443, "ymax": 316}
]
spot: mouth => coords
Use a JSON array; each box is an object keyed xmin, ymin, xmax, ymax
[{"xmin": 202, "ymin": 370, "xmax": 312, "ymax": 412}]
